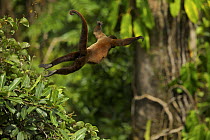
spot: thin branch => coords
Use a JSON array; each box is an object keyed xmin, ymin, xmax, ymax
[
  {"xmin": 134, "ymin": 94, "xmax": 173, "ymax": 129},
  {"xmin": 151, "ymin": 126, "xmax": 184, "ymax": 140}
]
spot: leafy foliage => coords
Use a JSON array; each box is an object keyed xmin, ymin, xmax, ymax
[
  {"xmin": 0, "ymin": 17, "xmax": 101, "ymax": 140},
  {"xmin": 169, "ymin": 0, "xmax": 210, "ymax": 139}
]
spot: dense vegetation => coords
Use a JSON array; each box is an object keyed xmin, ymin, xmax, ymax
[{"xmin": 0, "ymin": 17, "xmax": 101, "ymax": 140}]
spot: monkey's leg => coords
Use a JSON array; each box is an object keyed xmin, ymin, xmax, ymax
[
  {"xmin": 44, "ymin": 57, "xmax": 87, "ymax": 77},
  {"xmin": 111, "ymin": 36, "xmax": 144, "ymax": 46},
  {"xmin": 39, "ymin": 51, "xmax": 80, "ymax": 69}
]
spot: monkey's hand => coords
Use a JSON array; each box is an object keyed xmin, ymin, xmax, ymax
[{"xmin": 137, "ymin": 36, "xmax": 144, "ymax": 41}]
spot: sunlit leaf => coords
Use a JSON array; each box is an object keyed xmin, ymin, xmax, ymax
[
  {"xmin": 50, "ymin": 89, "xmax": 59, "ymax": 104},
  {"xmin": 20, "ymin": 17, "xmax": 29, "ymax": 27},
  {"xmin": 71, "ymin": 128, "xmax": 87, "ymax": 140},
  {"xmin": 133, "ymin": 19, "xmax": 150, "ymax": 49},
  {"xmin": 0, "ymin": 73, "xmax": 6, "ymax": 89},
  {"xmin": 76, "ymin": 121, "xmax": 85, "ymax": 128},
  {"xmin": 184, "ymin": 0, "xmax": 199, "ymax": 23},
  {"xmin": 8, "ymin": 78, "xmax": 21, "ymax": 91},
  {"xmin": 108, "ymin": 0, "xmax": 120, "ymax": 31},
  {"xmin": 30, "ymin": 75, "xmax": 41, "ymax": 91},
  {"xmin": 144, "ymin": 120, "xmax": 151, "ymax": 140},
  {"xmin": 142, "ymin": 6, "xmax": 154, "ymax": 29},
  {"xmin": 170, "ymin": 0, "xmax": 181, "ymax": 17},
  {"xmin": 7, "ymin": 97, "xmax": 23, "ymax": 104},
  {"xmin": 120, "ymin": 12, "xmax": 132, "ymax": 38},
  {"xmin": 19, "ymin": 42, "xmax": 30, "ymax": 49}
]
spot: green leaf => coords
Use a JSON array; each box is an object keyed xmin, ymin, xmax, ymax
[
  {"xmin": 108, "ymin": 0, "xmax": 120, "ymax": 31},
  {"xmin": 58, "ymin": 128, "xmax": 69, "ymax": 140},
  {"xmin": 133, "ymin": 19, "xmax": 150, "ymax": 49},
  {"xmin": 56, "ymin": 111, "xmax": 68, "ymax": 120},
  {"xmin": 7, "ymin": 97, "xmax": 23, "ymax": 104},
  {"xmin": 11, "ymin": 127, "xmax": 19, "ymax": 138},
  {"xmin": 21, "ymin": 75, "xmax": 30, "ymax": 88},
  {"xmin": 4, "ymin": 59, "xmax": 15, "ymax": 65},
  {"xmin": 27, "ymin": 106, "xmax": 36, "ymax": 114},
  {"xmin": 120, "ymin": 13, "xmax": 132, "ymax": 39},
  {"xmin": 206, "ymin": 131, "xmax": 210, "ymax": 140},
  {"xmin": 30, "ymin": 75, "xmax": 41, "ymax": 91},
  {"xmin": 50, "ymin": 89, "xmax": 59, "ymax": 104},
  {"xmin": 7, "ymin": 17, "xmax": 14, "ymax": 27},
  {"xmin": 35, "ymin": 82, "xmax": 45, "ymax": 99},
  {"xmin": 142, "ymin": 5, "xmax": 154, "ymax": 29},
  {"xmin": 71, "ymin": 128, "xmax": 87, "ymax": 140},
  {"xmin": 17, "ymin": 131, "xmax": 24, "ymax": 140},
  {"xmin": 50, "ymin": 111, "xmax": 58, "ymax": 127},
  {"xmin": 144, "ymin": 120, "xmax": 151, "ymax": 140},
  {"xmin": 21, "ymin": 108, "xmax": 27, "ymax": 120},
  {"xmin": 42, "ymin": 87, "xmax": 51, "ymax": 97},
  {"xmin": 8, "ymin": 78, "xmax": 22, "ymax": 91},
  {"xmin": 20, "ymin": 17, "xmax": 29, "ymax": 27},
  {"xmin": 0, "ymin": 73, "xmax": 6, "ymax": 89},
  {"xmin": 76, "ymin": 121, "xmax": 85, "ymax": 128},
  {"xmin": 170, "ymin": 0, "xmax": 181, "ymax": 17},
  {"xmin": 184, "ymin": 0, "xmax": 199, "ymax": 23},
  {"xmin": 5, "ymin": 101, "xmax": 16, "ymax": 114},
  {"xmin": 25, "ymin": 126, "xmax": 37, "ymax": 131},
  {"xmin": 19, "ymin": 42, "xmax": 30, "ymax": 49},
  {"xmin": 36, "ymin": 108, "xmax": 47, "ymax": 117}
]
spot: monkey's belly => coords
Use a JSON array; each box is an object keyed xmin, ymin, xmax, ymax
[{"xmin": 87, "ymin": 52, "xmax": 108, "ymax": 64}]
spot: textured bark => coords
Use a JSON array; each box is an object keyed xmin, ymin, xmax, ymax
[{"xmin": 132, "ymin": 0, "xmax": 196, "ymax": 139}]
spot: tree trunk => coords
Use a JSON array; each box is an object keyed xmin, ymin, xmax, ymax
[{"xmin": 132, "ymin": 0, "xmax": 195, "ymax": 139}]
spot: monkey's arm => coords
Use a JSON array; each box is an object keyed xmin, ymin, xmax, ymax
[
  {"xmin": 70, "ymin": 10, "xmax": 88, "ymax": 56},
  {"xmin": 111, "ymin": 36, "xmax": 144, "ymax": 47}
]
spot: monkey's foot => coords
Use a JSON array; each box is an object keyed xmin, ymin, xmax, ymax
[
  {"xmin": 137, "ymin": 36, "xmax": 144, "ymax": 41},
  {"xmin": 39, "ymin": 64, "xmax": 53, "ymax": 69},
  {"xmin": 44, "ymin": 70, "xmax": 57, "ymax": 77}
]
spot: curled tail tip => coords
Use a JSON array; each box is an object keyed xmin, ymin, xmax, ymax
[{"xmin": 69, "ymin": 9, "xmax": 77, "ymax": 15}]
